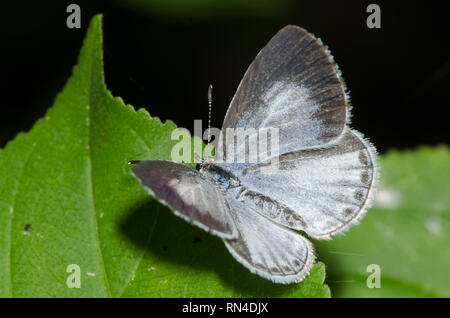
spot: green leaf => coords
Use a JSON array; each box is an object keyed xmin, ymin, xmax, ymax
[
  {"xmin": 0, "ymin": 15, "xmax": 329, "ymax": 298},
  {"xmin": 315, "ymin": 146, "xmax": 450, "ymax": 297}
]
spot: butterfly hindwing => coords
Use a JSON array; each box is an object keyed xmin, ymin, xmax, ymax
[
  {"xmin": 223, "ymin": 194, "xmax": 315, "ymax": 284},
  {"xmin": 227, "ymin": 129, "xmax": 377, "ymax": 239}
]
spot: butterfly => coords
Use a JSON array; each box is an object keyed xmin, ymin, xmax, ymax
[{"xmin": 130, "ymin": 25, "xmax": 378, "ymax": 284}]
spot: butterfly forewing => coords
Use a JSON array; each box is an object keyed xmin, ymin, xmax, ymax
[
  {"xmin": 217, "ymin": 25, "xmax": 349, "ymax": 162},
  {"xmin": 131, "ymin": 160, "xmax": 237, "ymax": 239}
]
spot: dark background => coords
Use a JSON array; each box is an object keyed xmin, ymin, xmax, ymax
[{"xmin": 0, "ymin": 0, "xmax": 449, "ymax": 153}]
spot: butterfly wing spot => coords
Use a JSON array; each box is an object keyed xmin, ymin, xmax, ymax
[
  {"xmin": 271, "ymin": 267, "xmax": 281, "ymax": 274},
  {"xmin": 354, "ymin": 190, "xmax": 364, "ymax": 201},
  {"xmin": 361, "ymin": 171, "xmax": 370, "ymax": 184},
  {"xmin": 344, "ymin": 208, "xmax": 354, "ymax": 216},
  {"xmin": 359, "ymin": 150, "xmax": 369, "ymax": 165}
]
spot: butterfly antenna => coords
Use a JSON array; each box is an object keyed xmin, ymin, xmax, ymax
[{"xmin": 207, "ymin": 84, "xmax": 213, "ymax": 145}]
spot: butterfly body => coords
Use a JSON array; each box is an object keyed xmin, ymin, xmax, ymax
[{"xmin": 131, "ymin": 25, "xmax": 378, "ymax": 284}]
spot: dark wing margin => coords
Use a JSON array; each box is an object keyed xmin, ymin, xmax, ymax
[
  {"xmin": 131, "ymin": 160, "xmax": 237, "ymax": 239},
  {"xmin": 218, "ymin": 25, "xmax": 349, "ymax": 160}
]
